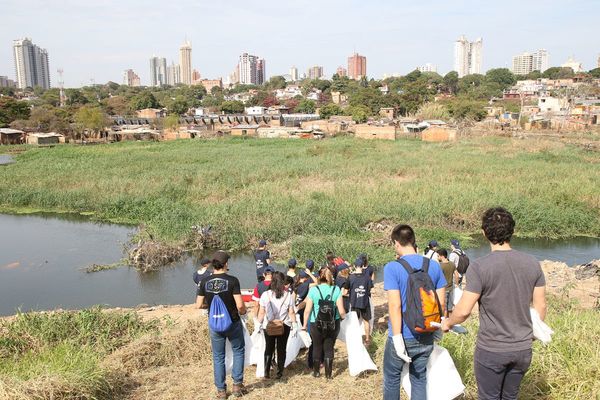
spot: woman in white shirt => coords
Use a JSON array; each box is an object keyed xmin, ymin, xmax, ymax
[{"xmin": 257, "ymin": 271, "xmax": 298, "ymax": 379}]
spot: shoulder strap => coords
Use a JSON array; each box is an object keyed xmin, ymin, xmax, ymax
[
  {"xmin": 315, "ymin": 285, "xmax": 325, "ymax": 301},
  {"xmin": 421, "ymin": 257, "xmax": 430, "ymax": 273},
  {"xmin": 397, "ymin": 259, "xmax": 415, "ymax": 275}
]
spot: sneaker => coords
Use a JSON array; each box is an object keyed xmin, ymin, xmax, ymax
[
  {"xmin": 232, "ymin": 383, "xmax": 248, "ymax": 397},
  {"xmin": 215, "ymin": 389, "xmax": 227, "ymax": 399}
]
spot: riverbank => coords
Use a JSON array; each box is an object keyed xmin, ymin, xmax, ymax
[
  {"xmin": 1, "ymin": 260, "xmax": 598, "ymax": 400},
  {"xmin": 1, "ymin": 136, "xmax": 599, "ymax": 266}
]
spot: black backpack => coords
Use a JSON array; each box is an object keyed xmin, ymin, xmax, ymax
[
  {"xmin": 313, "ymin": 286, "xmax": 337, "ymax": 334},
  {"xmin": 453, "ymin": 249, "xmax": 470, "ymax": 275},
  {"xmin": 398, "ymin": 258, "xmax": 442, "ymax": 337}
]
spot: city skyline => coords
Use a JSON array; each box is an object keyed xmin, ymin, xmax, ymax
[{"xmin": 1, "ymin": 0, "xmax": 599, "ymax": 87}]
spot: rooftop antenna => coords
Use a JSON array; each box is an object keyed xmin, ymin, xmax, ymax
[{"xmin": 57, "ymin": 68, "xmax": 66, "ymax": 107}]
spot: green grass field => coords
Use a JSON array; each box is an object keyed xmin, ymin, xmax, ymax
[{"xmin": 1, "ymin": 136, "xmax": 599, "ymax": 263}]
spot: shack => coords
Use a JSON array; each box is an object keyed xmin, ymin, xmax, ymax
[
  {"xmin": 0, "ymin": 128, "xmax": 25, "ymax": 145},
  {"xmin": 231, "ymin": 124, "xmax": 260, "ymax": 137},
  {"xmin": 354, "ymin": 124, "xmax": 397, "ymax": 140},
  {"xmin": 26, "ymin": 132, "xmax": 65, "ymax": 146},
  {"xmin": 421, "ymin": 127, "xmax": 457, "ymax": 142}
]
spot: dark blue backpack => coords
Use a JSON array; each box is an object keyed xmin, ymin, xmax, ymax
[{"xmin": 209, "ymin": 294, "xmax": 232, "ymax": 333}]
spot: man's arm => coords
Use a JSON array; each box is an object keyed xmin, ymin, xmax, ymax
[
  {"xmin": 302, "ymin": 298, "xmax": 314, "ymax": 330},
  {"xmin": 532, "ymin": 286, "xmax": 547, "ymax": 321},
  {"xmin": 443, "ymin": 290, "xmax": 480, "ymax": 330},
  {"xmin": 436, "ymin": 287, "xmax": 446, "ymax": 314},
  {"xmin": 387, "ymin": 289, "xmax": 402, "ymax": 335},
  {"xmin": 195, "ymin": 295, "xmax": 205, "ymax": 310},
  {"xmin": 234, "ymin": 294, "xmax": 247, "ymax": 316}
]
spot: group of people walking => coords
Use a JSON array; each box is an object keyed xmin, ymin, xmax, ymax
[{"xmin": 195, "ymin": 207, "xmax": 547, "ymax": 400}]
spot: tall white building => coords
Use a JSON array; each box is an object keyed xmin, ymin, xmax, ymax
[
  {"xmin": 149, "ymin": 56, "xmax": 167, "ymax": 86},
  {"xmin": 512, "ymin": 49, "xmax": 549, "ymax": 75},
  {"xmin": 290, "ymin": 66, "xmax": 298, "ymax": 81},
  {"xmin": 454, "ymin": 35, "xmax": 482, "ymax": 77},
  {"xmin": 123, "ymin": 69, "xmax": 141, "ymax": 87},
  {"xmin": 167, "ymin": 62, "xmax": 181, "ymax": 86},
  {"xmin": 238, "ymin": 53, "xmax": 266, "ymax": 85},
  {"xmin": 179, "ymin": 41, "xmax": 192, "ymax": 85},
  {"xmin": 13, "ymin": 38, "xmax": 50, "ymax": 89}
]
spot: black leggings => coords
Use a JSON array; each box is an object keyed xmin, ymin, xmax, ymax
[
  {"xmin": 264, "ymin": 324, "xmax": 291, "ymax": 368},
  {"xmin": 311, "ymin": 319, "xmax": 340, "ymax": 360}
]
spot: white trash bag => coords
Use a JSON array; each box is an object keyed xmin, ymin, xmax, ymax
[
  {"xmin": 531, "ymin": 308, "xmax": 553, "ymax": 344},
  {"xmin": 299, "ymin": 329, "xmax": 312, "ymax": 348},
  {"xmin": 285, "ymin": 329, "xmax": 306, "ymax": 367},
  {"xmin": 453, "ymin": 287, "xmax": 463, "ymax": 305},
  {"xmin": 401, "ymin": 344, "xmax": 465, "ymax": 400},
  {"xmin": 225, "ymin": 319, "xmax": 253, "ymax": 374},
  {"xmin": 340, "ymin": 312, "xmax": 378, "ymax": 376}
]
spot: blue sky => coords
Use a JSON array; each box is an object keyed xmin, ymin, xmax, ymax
[{"xmin": 1, "ymin": 0, "xmax": 598, "ymax": 87}]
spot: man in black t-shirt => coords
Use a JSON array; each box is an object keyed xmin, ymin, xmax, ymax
[
  {"xmin": 254, "ymin": 240, "xmax": 271, "ymax": 281},
  {"xmin": 196, "ymin": 251, "xmax": 248, "ymax": 399},
  {"xmin": 345, "ymin": 258, "xmax": 374, "ymax": 344}
]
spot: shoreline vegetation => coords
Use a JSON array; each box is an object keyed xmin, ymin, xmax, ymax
[{"xmin": 1, "ymin": 136, "xmax": 599, "ymax": 268}]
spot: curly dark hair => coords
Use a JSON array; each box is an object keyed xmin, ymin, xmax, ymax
[{"xmin": 481, "ymin": 207, "xmax": 515, "ymax": 245}]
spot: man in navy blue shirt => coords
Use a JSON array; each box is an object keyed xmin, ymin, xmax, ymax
[
  {"xmin": 383, "ymin": 224, "xmax": 446, "ymax": 400},
  {"xmin": 254, "ymin": 240, "xmax": 271, "ymax": 281}
]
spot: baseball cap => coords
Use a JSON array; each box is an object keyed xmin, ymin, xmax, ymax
[
  {"xmin": 306, "ymin": 259, "xmax": 315, "ymax": 270},
  {"xmin": 199, "ymin": 257, "xmax": 211, "ymax": 266},
  {"xmin": 354, "ymin": 257, "xmax": 365, "ymax": 267},
  {"xmin": 299, "ymin": 270, "xmax": 309, "ymax": 278},
  {"xmin": 211, "ymin": 250, "xmax": 230, "ymax": 265},
  {"xmin": 451, "ymin": 239, "xmax": 461, "ymax": 248},
  {"xmin": 264, "ymin": 266, "xmax": 275, "ymax": 273},
  {"xmin": 259, "ymin": 239, "xmax": 267, "ymax": 246},
  {"xmin": 338, "ymin": 262, "xmax": 351, "ymax": 271},
  {"xmin": 429, "ymin": 240, "xmax": 438, "ymax": 247},
  {"xmin": 288, "ymin": 258, "xmax": 297, "ymax": 267}
]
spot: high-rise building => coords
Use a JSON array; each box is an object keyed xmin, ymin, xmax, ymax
[
  {"xmin": 336, "ymin": 66, "xmax": 347, "ymax": 77},
  {"xmin": 123, "ymin": 69, "xmax": 141, "ymax": 87},
  {"xmin": 454, "ymin": 35, "xmax": 482, "ymax": 77},
  {"xmin": 597, "ymin": 54, "xmax": 600, "ymax": 69},
  {"xmin": 192, "ymin": 69, "xmax": 202, "ymax": 84},
  {"xmin": 257, "ymin": 58, "xmax": 266, "ymax": 85},
  {"xmin": 179, "ymin": 41, "xmax": 192, "ymax": 85},
  {"xmin": 347, "ymin": 52, "xmax": 367, "ymax": 80},
  {"xmin": 238, "ymin": 53, "xmax": 265, "ymax": 85},
  {"xmin": 13, "ymin": 38, "xmax": 50, "ymax": 89},
  {"xmin": 149, "ymin": 56, "xmax": 167, "ymax": 86},
  {"xmin": 513, "ymin": 49, "xmax": 549, "ymax": 75},
  {"xmin": 289, "ymin": 66, "xmax": 298, "ymax": 81},
  {"xmin": 308, "ymin": 66, "xmax": 323, "ymax": 80},
  {"xmin": 0, "ymin": 76, "xmax": 17, "ymax": 88},
  {"xmin": 418, "ymin": 63, "xmax": 437, "ymax": 73},
  {"xmin": 167, "ymin": 62, "xmax": 180, "ymax": 86}
]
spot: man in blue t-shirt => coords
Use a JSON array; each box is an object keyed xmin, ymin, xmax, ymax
[
  {"xmin": 254, "ymin": 239, "xmax": 271, "ymax": 282},
  {"xmin": 383, "ymin": 224, "xmax": 446, "ymax": 400}
]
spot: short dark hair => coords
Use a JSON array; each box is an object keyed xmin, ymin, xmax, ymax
[
  {"xmin": 325, "ymin": 251, "xmax": 335, "ymax": 264},
  {"xmin": 391, "ymin": 224, "xmax": 416, "ymax": 247},
  {"xmin": 482, "ymin": 207, "xmax": 515, "ymax": 245},
  {"xmin": 436, "ymin": 248, "xmax": 448, "ymax": 258}
]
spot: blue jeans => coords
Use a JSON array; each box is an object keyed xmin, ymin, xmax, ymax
[
  {"xmin": 210, "ymin": 319, "xmax": 245, "ymax": 391},
  {"xmin": 383, "ymin": 336, "xmax": 434, "ymax": 400}
]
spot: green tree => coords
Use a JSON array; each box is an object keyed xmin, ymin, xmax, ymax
[
  {"xmin": 40, "ymin": 89, "xmax": 61, "ymax": 107},
  {"xmin": 103, "ymin": 95, "xmax": 133, "ymax": 116},
  {"xmin": 443, "ymin": 71, "xmax": 459, "ymax": 94},
  {"xmin": 131, "ymin": 91, "xmax": 159, "ymax": 110},
  {"xmin": 589, "ymin": 68, "xmax": 600, "ymax": 79},
  {"xmin": 485, "ymin": 68, "xmax": 516, "ymax": 88},
  {"xmin": 294, "ymin": 99, "xmax": 316, "ymax": 114},
  {"xmin": 164, "ymin": 114, "xmax": 180, "ymax": 130},
  {"xmin": 265, "ymin": 76, "xmax": 287, "ymax": 90},
  {"xmin": 167, "ymin": 95, "xmax": 190, "ymax": 115},
  {"xmin": 319, "ymin": 103, "xmax": 343, "ymax": 119},
  {"xmin": 66, "ymin": 89, "xmax": 89, "ymax": 106},
  {"xmin": 347, "ymin": 105, "xmax": 370, "ymax": 123},
  {"xmin": 11, "ymin": 105, "xmax": 71, "ymax": 134},
  {"xmin": 220, "ymin": 100, "xmax": 245, "ymax": 114},
  {"xmin": 202, "ymin": 94, "xmax": 224, "ymax": 108},
  {"xmin": 542, "ymin": 67, "xmax": 574, "ymax": 79},
  {"xmin": 0, "ymin": 97, "xmax": 31, "ymax": 127},
  {"xmin": 74, "ymin": 106, "xmax": 109, "ymax": 136},
  {"xmin": 444, "ymin": 98, "xmax": 487, "ymax": 121}
]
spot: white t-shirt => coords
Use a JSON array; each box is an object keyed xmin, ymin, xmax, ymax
[
  {"xmin": 260, "ymin": 289, "xmax": 294, "ymax": 326},
  {"xmin": 449, "ymin": 250, "xmax": 460, "ymax": 269},
  {"xmin": 425, "ymin": 249, "xmax": 439, "ymax": 261}
]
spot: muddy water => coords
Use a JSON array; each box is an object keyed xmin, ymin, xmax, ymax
[{"xmin": 0, "ymin": 213, "xmax": 598, "ymax": 316}]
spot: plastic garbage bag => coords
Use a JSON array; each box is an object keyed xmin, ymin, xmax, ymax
[
  {"xmin": 531, "ymin": 308, "xmax": 553, "ymax": 344},
  {"xmin": 285, "ymin": 328, "xmax": 305, "ymax": 367},
  {"xmin": 401, "ymin": 344, "xmax": 464, "ymax": 400},
  {"xmin": 340, "ymin": 312, "xmax": 378, "ymax": 376},
  {"xmin": 299, "ymin": 330, "xmax": 312, "ymax": 347},
  {"xmin": 225, "ymin": 319, "xmax": 253, "ymax": 374},
  {"xmin": 453, "ymin": 287, "xmax": 463, "ymax": 305}
]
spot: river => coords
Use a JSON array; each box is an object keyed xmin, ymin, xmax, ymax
[{"xmin": 0, "ymin": 213, "xmax": 598, "ymax": 316}]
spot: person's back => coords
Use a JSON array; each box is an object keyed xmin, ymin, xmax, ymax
[
  {"xmin": 468, "ymin": 249, "xmax": 544, "ymax": 351},
  {"xmin": 201, "ymin": 273, "xmax": 241, "ymax": 324}
]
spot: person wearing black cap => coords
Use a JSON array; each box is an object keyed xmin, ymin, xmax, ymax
[
  {"xmin": 252, "ymin": 266, "xmax": 274, "ymax": 317},
  {"xmin": 345, "ymin": 257, "xmax": 374, "ymax": 345},
  {"xmin": 424, "ymin": 240, "xmax": 440, "ymax": 261},
  {"xmin": 358, "ymin": 253, "xmax": 375, "ymax": 281},
  {"xmin": 254, "ymin": 240, "xmax": 271, "ymax": 282},
  {"xmin": 193, "ymin": 257, "xmax": 212, "ymax": 312},
  {"xmin": 286, "ymin": 258, "xmax": 297, "ymax": 278},
  {"xmin": 335, "ymin": 262, "xmax": 351, "ymax": 314},
  {"xmin": 196, "ymin": 251, "xmax": 248, "ymax": 399}
]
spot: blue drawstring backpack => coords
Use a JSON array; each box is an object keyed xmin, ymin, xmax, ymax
[{"xmin": 209, "ymin": 294, "xmax": 232, "ymax": 333}]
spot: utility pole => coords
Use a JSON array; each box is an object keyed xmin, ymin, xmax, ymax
[{"xmin": 57, "ymin": 68, "xmax": 66, "ymax": 107}]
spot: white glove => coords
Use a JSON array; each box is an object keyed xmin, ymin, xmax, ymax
[
  {"xmin": 290, "ymin": 322, "xmax": 298, "ymax": 338},
  {"xmin": 392, "ymin": 334, "xmax": 412, "ymax": 363}
]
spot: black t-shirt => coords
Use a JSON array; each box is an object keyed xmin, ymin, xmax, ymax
[
  {"xmin": 346, "ymin": 272, "xmax": 373, "ymax": 310},
  {"xmin": 254, "ymin": 250, "xmax": 270, "ymax": 271},
  {"xmin": 193, "ymin": 269, "xmax": 212, "ymax": 295},
  {"xmin": 198, "ymin": 273, "xmax": 242, "ymax": 322},
  {"xmin": 365, "ymin": 265, "xmax": 375, "ymax": 279},
  {"xmin": 335, "ymin": 275, "xmax": 348, "ymax": 289},
  {"xmin": 295, "ymin": 281, "xmax": 310, "ymax": 305}
]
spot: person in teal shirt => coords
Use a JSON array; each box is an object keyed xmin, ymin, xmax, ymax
[{"xmin": 301, "ymin": 267, "xmax": 346, "ymax": 379}]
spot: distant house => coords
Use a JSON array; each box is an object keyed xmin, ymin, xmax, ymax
[
  {"xmin": 0, "ymin": 128, "xmax": 25, "ymax": 145},
  {"xmin": 26, "ymin": 132, "xmax": 65, "ymax": 146},
  {"xmin": 136, "ymin": 108, "xmax": 166, "ymax": 119},
  {"xmin": 354, "ymin": 125, "xmax": 397, "ymax": 140},
  {"xmin": 231, "ymin": 124, "xmax": 260, "ymax": 137},
  {"xmin": 245, "ymin": 106, "xmax": 266, "ymax": 115},
  {"xmin": 379, "ymin": 107, "xmax": 395, "ymax": 120}
]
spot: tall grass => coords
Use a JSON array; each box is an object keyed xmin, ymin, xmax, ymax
[{"xmin": 1, "ymin": 137, "xmax": 598, "ymax": 264}]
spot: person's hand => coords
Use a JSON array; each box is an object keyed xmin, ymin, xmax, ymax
[
  {"xmin": 441, "ymin": 318, "xmax": 452, "ymax": 333},
  {"xmin": 291, "ymin": 322, "xmax": 299, "ymax": 338},
  {"xmin": 392, "ymin": 334, "xmax": 412, "ymax": 363}
]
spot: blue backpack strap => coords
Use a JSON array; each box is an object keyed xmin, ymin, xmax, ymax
[{"xmin": 397, "ymin": 258, "xmax": 415, "ymax": 274}]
